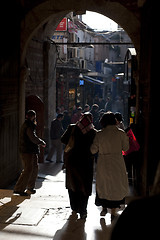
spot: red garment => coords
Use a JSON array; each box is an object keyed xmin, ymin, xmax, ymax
[{"xmin": 122, "ymin": 129, "xmax": 140, "ymax": 156}]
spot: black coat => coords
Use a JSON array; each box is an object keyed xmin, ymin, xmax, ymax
[
  {"xmin": 61, "ymin": 124, "xmax": 96, "ymax": 196},
  {"xmin": 50, "ymin": 119, "xmax": 64, "ymax": 139},
  {"xmin": 19, "ymin": 119, "xmax": 45, "ymax": 154}
]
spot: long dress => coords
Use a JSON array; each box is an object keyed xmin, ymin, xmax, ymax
[
  {"xmin": 90, "ymin": 125, "xmax": 129, "ymax": 208},
  {"xmin": 61, "ymin": 124, "xmax": 96, "ymax": 214}
]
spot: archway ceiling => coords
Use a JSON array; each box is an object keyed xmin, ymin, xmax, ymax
[
  {"xmin": 21, "ymin": 0, "xmax": 141, "ymax": 63},
  {"xmin": 21, "ymin": 0, "xmax": 141, "ymax": 15}
]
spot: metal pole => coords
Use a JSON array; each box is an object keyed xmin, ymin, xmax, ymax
[
  {"xmin": 48, "ymin": 36, "xmax": 132, "ymax": 46},
  {"xmin": 51, "ymin": 42, "xmax": 132, "ymax": 46}
]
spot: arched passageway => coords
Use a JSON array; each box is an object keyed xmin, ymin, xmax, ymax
[
  {"xmin": 21, "ymin": 1, "xmax": 140, "ymax": 64},
  {"xmin": 20, "ymin": 1, "xmax": 140, "ymax": 122},
  {"xmin": 20, "ymin": 0, "xmax": 140, "ymax": 185},
  {"xmin": 0, "ymin": 0, "xmax": 155, "ymax": 196}
]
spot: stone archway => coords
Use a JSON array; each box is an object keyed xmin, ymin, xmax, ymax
[
  {"xmin": 20, "ymin": 0, "xmax": 141, "ymax": 153},
  {"xmin": 1, "ymin": 0, "xmax": 154, "ymax": 192},
  {"xmin": 20, "ymin": 0, "xmax": 140, "ymax": 65},
  {"xmin": 19, "ymin": 0, "xmax": 145, "ymax": 192},
  {"xmin": 20, "ymin": 0, "xmax": 141, "ymax": 125}
]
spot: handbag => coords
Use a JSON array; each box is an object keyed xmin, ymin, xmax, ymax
[
  {"xmin": 64, "ymin": 126, "xmax": 75, "ymax": 153},
  {"xmin": 122, "ymin": 129, "xmax": 140, "ymax": 156}
]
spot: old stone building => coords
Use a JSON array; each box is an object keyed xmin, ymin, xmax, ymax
[{"xmin": 0, "ymin": 0, "xmax": 155, "ymax": 195}]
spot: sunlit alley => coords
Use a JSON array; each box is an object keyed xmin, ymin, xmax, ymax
[{"xmin": 0, "ymin": 157, "xmax": 133, "ymax": 240}]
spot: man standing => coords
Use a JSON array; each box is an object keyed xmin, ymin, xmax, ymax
[
  {"xmin": 46, "ymin": 113, "xmax": 64, "ymax": 163},
  {"xmin": 14, "ymin": 110, "xmax": 46, "ymax": 196}
]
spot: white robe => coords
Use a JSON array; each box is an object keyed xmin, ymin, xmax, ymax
[{"xmin": 90, "ymin": 125, "xmax": 129, "ymax": 201}]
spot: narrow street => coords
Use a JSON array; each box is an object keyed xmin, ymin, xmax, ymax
[{"xmin": 0, "ymin": 158, "xmax": 127, "ymax": 240}]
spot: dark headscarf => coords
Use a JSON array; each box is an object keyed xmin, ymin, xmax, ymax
[{"xmin": 100, "ymin": 111, "xmax": 116, "ymax": 128}]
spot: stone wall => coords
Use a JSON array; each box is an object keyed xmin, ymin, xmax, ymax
[
  {"xmin": 25, "ymin": 27, "xmax": 57, "ymax": 153},
  {"xmin": 0, "ymin": 2, "xmax": 22, "ymax": 187}
]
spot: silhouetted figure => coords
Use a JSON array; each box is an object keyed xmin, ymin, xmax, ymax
[
  {"xmin": 14, "ymin": 110, "xmax": 46, "ymax": 196},
  {"xmin": 61, "ymin": 112, "xmax": 97, "ymax": 219},
  {"xmin": 46, "ymin": 113, "xmax": 64, "ymax": 163},
  {"xmin": 90, "ymin": 112, "xmax": 129, "ymax": 220}
]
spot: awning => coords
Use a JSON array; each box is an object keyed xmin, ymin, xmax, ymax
[{"xmin": 80, "ymin": 75, "xmax": 104, "ymax": 85}]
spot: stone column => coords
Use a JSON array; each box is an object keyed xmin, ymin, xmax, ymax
[{"xmin": 43, "ymin": 41, "xmax": 57, "ymax": 152}]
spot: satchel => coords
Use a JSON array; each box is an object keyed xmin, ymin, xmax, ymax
[{"xmin": 64, "ymin": 126, "xmax": 75, "ymax": 153}]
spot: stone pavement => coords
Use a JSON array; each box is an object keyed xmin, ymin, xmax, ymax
[{"xmin": 0, "ymin": 161, "xmax": 127, "ymax": 240}]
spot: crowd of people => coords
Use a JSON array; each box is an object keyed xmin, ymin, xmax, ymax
[
  {"xmin": 57, "ymin": 100, "xmax": 123, "ymax": 131},
  {"xmin": 13, "ymin": 97, "xmax": 141, "ymax": 225},
  {"xmin": 11, "ymin": 105, "xmax": 159, "ymax": 238},
  {"xmin": 11, "ymin": 97, "xmax": 160, "ymax": 238},
  {"xmin": 44, "ymin": 101, "xmax": 129, "ymax": 221},
  {"xmin": 46, "ymin": 101, "xmax": 125, "ymax": 164}
]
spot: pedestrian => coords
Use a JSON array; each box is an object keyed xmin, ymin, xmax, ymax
[
  {"xmin": 62, "ymin": 110, "xmax": 71, "ymax": 131},
  {"xmin": 71, "ymin": 107, "xmax": 83, "ymax": 123},
  {"xmin": 13, "ymin": 110, "xmax": 46, "ymax": 196},
  {"xmin": 96, "ymin": 109, "xmax": 105, "ymax": 130},
  {"xmin": 61, "ymin": 112, "xmax": 97, "ymax": 219},
  {"xmin": 114, "ymin": 96, "xmax": 124, "ymax": 115},
  {"xmin": 90, "ymin": 104, "xmax": 99, "ymax": 129},
  {"xmin": 105, "ymin": 97, "xmax": 112, "ymax": 112},
  {"xmin": 115, "ymin": 112, "xmax": 125, "ymax": 130},
  {"xmin": 83, "ymin": 104, "xmax": 90, "ymax": 113},
  {"xmin": 46, "ymin": 113, "xmax": 64, "ymax": 163},
  {"xmin": 90, "ymin": 112, "xmax": 129, "ymax": 220},
  {"xmin": 56, "ymin": 107, "xmax": 61, "ymax": 117}
]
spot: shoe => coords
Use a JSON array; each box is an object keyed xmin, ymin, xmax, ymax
[
  {"xmin": 100, "ymin": 208, "xmax": 108, "ymax": 216},
  {"xmin": 80, "ymin": 213, "xmax": 87, "ymax": 219},
  {"xmin": 13, "ymin": 191, "xmax": 29, "ymax": 196},
  {"xmin": 68, "ymin": 211, "xmax": 78, "ymax": 220},
  {"xmin": 27, "ymin": 188, "xmax": 36, "ymax": 194},
  {"xmin": 80, "ymin": 210, "xmax": 87, "ymax": 219}
]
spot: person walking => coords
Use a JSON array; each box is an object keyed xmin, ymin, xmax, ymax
[
  {"xmin": 115, "ymin": 112, "xmax": 125, "ymax": 130},
  {"xmin": 61, "ymin": 112, "xmax": 97, "ymax": 219},
  {"xmin": 71, "ymin": 107, "xmax": 83, "ymax": 123},
  {"xmin": 14, "ymin": 110, "xmax": 46, "ymax": 196},
  {"xmin": 62, "ymin": 110, "xmax": 71, "ymax": 131},
  {"xmin": 90, "ymin": 112, "xmax": 129, "ymax": 220},
  {"xmin": 90, "ymin": 104, "xmax": 100, "ymax": 129},
  {"xmin": 46, "ymin": 113, "xmax": 64, "ymax": 163},
  {"xmin": 105, "ymin": 97, "xmax": 112, "ymax": 112}
]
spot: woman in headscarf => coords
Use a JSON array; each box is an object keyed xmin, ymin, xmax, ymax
[{"xmin": 61, "ymin": 112, "xmax": 97, "ymax": 219}]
